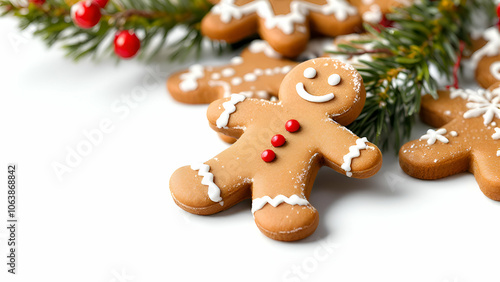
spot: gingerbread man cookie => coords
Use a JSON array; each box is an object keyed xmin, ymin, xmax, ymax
[
  {"xmin": 399, "ymin": 83, "xmax": 500, "ymax": 201},
  {"xmin": 170, "ymin": 58, "xmax": 383, "ymax": 241},
  {"xmin": 202, "ymin": 0, "xmax": 362, "ymax": 57},
  {"xmin": 470, "ymin": 26, "xmax": 500, "ymax": 89},
  {"xmin": 167, "ymin": 40, "xmax": 298, "ymax": 104},
  {"xmin": 201, "ymin": 0, "xmax": 412, "ymax": 57}
]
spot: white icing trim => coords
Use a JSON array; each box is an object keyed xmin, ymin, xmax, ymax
[
  {"xmin": 216, "ymin": 94, "xmax": 246, "ymax": 128},
  {"xmin": 251, "ymin": 195, "xmax": 309, "ymax": 214},
  {"xmin": 341, "ymin": 137, "xmax": 368, "ymax": 177},
  {"xmin": 362, "ymin": 4, "xmax": 382, "ymax": 24},
  {"xmin": 296, "ymin": 82, "xmax": 334, "ymax": 103},
  {"xmin": 190, "ymin": 163, "xmax": 223, "ymax": 203},
  {"xmin": 450, "ymin": 131, "xmax": 458, "ymax": 137},
  {"xmin": 493, "ymin": 128, "xmax": 500, "ymax": 140},
  {"xmin": 497, "ymin": 150, "xmax": 500, "ymax": 157},
  {"xmin": 470, "ymin": 27, "xmax": 500, "ymax": 70},
  {"xmin": 179, "ymin": 64, "xmax": 204, "ymax": 92},
  {"xmin": 231, "ymin": 56, "xmax": 243, "ymax": 65},
  {"xmin": 303, "ymin": 67, "xmax": 317, "ymax": 79},
  {"xmin": 248, "ymin": 40, "xmax": 282, "ymax": 58},
  {"xmin": 490, "ymin": 61, "xmax": 500, "ymax": 80},
  {"xmin": 212, "ymin": 0, "xmax": 357, "ymax": 35},
  {"xmin": 420, "ymin": 128, "xmax": 449, "ymax": 145}
]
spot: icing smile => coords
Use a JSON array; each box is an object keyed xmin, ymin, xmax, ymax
[{"xmin": 296, "ymin": 82, "xmax": 335, "ymax": 103}]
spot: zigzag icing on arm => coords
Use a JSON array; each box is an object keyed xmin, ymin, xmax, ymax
[
  {"xmin": 216, "ymin": 94, "xmax": 246, "ymax": 128},
  {"xmin": 341, "ymin": 137, "xmax": 368, "ymax": 177},
  {"xmin": 190, "ymin": 163, "xmax": 223, "ymax": 204},
  {"xmin": 179, "ymin": 64, "xmax": 204, "ymax": 92},
  {"xmin": 251, "ymin": 195, "xmax": 309, "ymax": 214}
]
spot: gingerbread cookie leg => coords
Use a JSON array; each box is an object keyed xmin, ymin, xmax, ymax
[
  {"xmin": 251, "ymin": 154, "xmax": 322, "ymax": 241},
  {"xmin": 170, "ymin": 148, "xmax": 253, "ymax": 215},
  {"xmin": 399, "ymin": 125, "xmax": 470, "ymax": 180},
  {"xmin": 471, "ymin": 148, "xmax": 500, "ymax": 200}
]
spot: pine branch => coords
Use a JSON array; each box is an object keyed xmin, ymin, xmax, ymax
[
  {"xmin": 0, "ymin": 0, "xmax": 217, "ymax": 61},
  {"xmin": 328, "ymin": 0, "xmax": 497, "ymax": 151}
]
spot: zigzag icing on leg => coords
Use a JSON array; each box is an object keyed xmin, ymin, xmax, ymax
[
  {"xmin": 251, "ymin": 195, "xmax": 309, "ymax": 214},
  {"xmin": 191, "ymin": 163, "xmax": 223, "ymax": 204}
]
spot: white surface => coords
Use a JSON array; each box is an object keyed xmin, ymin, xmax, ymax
[{"xmin": 1, "ymin": 17, "xmax": 500, "ymax": 282}]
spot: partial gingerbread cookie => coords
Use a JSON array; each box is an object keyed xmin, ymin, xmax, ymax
[
  {"xmin": 170, "ymin": 58, "xmax": 383, "ymax": 241},
  {"xmin": 349, "ymin": 0, "xmax": 412, "ymax": 24},
  {"xmin": 167, "ymin": 40, "xmax": 298, "ymax": 104},
  {"xmin": 202, "ymin": 0, "xmax": 362, "ymax": 57},
  {"xmin": 323, "ymin": 33, "xmax": 379, "ymax": 68},
  {"xmin": 399, "ymin": 83, "xmax": 500, "ymax": 201},
  {"xmin": 470, "ymin": 26, "xmax": 500, "ymax": 89}
]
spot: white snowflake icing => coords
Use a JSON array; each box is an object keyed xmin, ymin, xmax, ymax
[
  {"xmin": 420, "ymin": 128, "xmax": 449, "ymax": 145},
  {"xmin": 493, "ymin": 127, "xmax": 500, "ymax": 140},
  {"xmin": 463, "ymin": 88, "xmax": 500, "ymax": 125},
  {"xmin": 449, "ymin": 87, "xmax": 476, "ymax": 100}
]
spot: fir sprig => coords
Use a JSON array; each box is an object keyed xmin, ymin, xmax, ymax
[
  {"xmin": 0, "ymin": 0, "xmax": 215, "ymax": 61},
  {"xmin": 329, "ymin": 0, "xmax": 496, "ymax": 151}
]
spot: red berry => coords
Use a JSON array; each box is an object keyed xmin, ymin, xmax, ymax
[
  {"xmin": 93, "ymin": 0, "xmax": 109, "ymax": 8},
  {"xmin": 71, "ymin": 1, "xmax": 101, "ymax": 29},
  {"xmin": 114, "ymin": 30, "xmax": 141, "ymax": 59},
  {"xmin": 379, "ymin": 14, "xmax": 393, "ymax": 28},
  {"xmin": 285, "ymin": 119, "xmax": 300, "ymax": 133},
  {"xmin": 261, "ymin": 150, "xmax": 276, "ymax": 163},
  {"xmin": 497, "ymin": 4, "xmax": 500, "ymax": 19},
  {"xmin": 271, "ymin": 134, "xmax": 286, "ymax": 147},
  {"xmin": 29, "ymin": 0, "xmax": 46, "ymax": 5}
]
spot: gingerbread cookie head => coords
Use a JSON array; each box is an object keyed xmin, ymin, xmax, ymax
[{"xmin": 279, "ymin": 58, "xmax": 365, "ymax": 125}]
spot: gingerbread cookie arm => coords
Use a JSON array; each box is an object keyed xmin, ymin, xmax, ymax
[
  {"xmin": 207, "ymin": 95, "xmax": 272, "ymax": 138},
  {"xmin": 317, "ymin": 120, "xmax": 382, "ymax": 178},
  {"xmin": 167, "ymin": 65, "xmax": 222, "ymax": 104},
  {"xmin": 399, "ymin": 122, "xmax": 470, "ymax": 180},
  {"xmin": 201, "ymin": 10, "xmax": 258, "ymax": 43}
]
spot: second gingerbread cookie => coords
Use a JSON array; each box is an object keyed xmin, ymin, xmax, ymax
[{"xmin": 170, "ymin": 58, "xmax": 383, "ymax": 241}]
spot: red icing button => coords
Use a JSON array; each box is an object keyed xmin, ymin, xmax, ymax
[
  {"xmin": 271, "ymin": 134, "xmax": 286, "ymax": 147},
  {"xmin": 285, "ymin": 119, "xmax": 300, "ymax": 133},
  {"xmin": 261, "ymin": 150, "xmax": 276, "ymax": 162}
]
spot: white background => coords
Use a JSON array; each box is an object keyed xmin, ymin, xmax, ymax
[{"xmin": 1, "ymin": 16, "xmax": 500, "ymax": 282}]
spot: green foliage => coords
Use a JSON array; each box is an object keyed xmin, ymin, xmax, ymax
[
  {"xmin": 0, "ymin": 0, "xmax": 216, "ymax": 61},
  {"xmin": 328, "ymin": 0, "xmax": 496, "ymax": 151}
]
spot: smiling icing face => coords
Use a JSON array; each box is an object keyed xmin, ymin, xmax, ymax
[
  {"xmin": 296, "ymin": 67, "xmax": 342, "ymax": 103},
  {"xmin": 278, "ymin": 58, "xmax": 366, "ymax": 125}
]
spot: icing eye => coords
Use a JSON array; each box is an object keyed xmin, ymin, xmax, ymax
[
  {"xmin": 328, "ymin": 74, "xmax": 341, "ymax": 86},
  {"xmin": 303, "ymin": 67, "xmax": 317, "ymax": 79}
]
